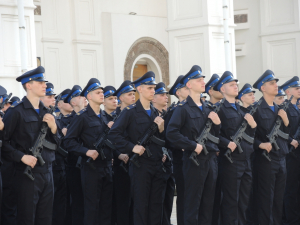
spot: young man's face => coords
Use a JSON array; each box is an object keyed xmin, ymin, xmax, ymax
[
  {"xmin": 40, "ymin": 95, "xmax": 55, "ymax": 108},
  {"xmin": 152, "ymin": 93, "xmax": 168, "ymax": 107},
  {"xmin": 58, "ymin": 100, "xmax": 73, "ymax": 112},
  {"xmin": 241, "ymin": 92, "xmax": 255, "ymax": 105},
  {"xmin": 71, "ymin": 95, "xmax": 86, "ymax": 109},
  {"xmin": 104, "ymin": 96, "xmax": 118, "ymax": 111},
  {"xmin": 221, "ymin": 81, "xmax": 238, "ymax": 97},
  {"xmin": 87, "ymin": 88, "xmax": 104, "ymax": 105},
  {"xmin": 138, "ymin": 85, "xmax": 156, "ymax": 101},
  {"xmin": 27, "ymin": 81, "xmax": 47, "ymax": 97},
  {"xmin": 287, "ymin": 87, "xmax": 300, "ymax": 99},
  {"xmin": 120, "ymin": 91, "xmax": 135, "ymax": 106},
  {"xmin": 176, "ymin": 86, "xmax": 189, "ymax": 100},
  {"xmin": 187, "ymin": 77, "xmax": 205, "ymax": 93},
  {"xmin": 209, "ymin": 88, "xmax": 223, "ymax": 99},
  {"xmin": 274, "ymin": 96, "xmax": 285, "ymax": 105},
  {"xmin": 261, "ymin": 80, "xmax": 278, "ymax": 96}
]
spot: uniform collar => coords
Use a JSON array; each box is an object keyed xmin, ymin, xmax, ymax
[
  {"xmin": 186, "ymin": 95, "xmax": 208, "ymax": 109},
  {"xmin": 136, "ymin": 99, "xmax": 155, "ymax": 118},
  {"xmin": 86, "ymin": 104, "xmax": 103, "ymax": 117},
  {"xmin": 22, "ymin": 96, "xmax": 46, "ymax": 111},
  {"xmin": 260, "ymin": 97, "xmax": 278, "ymax": 114}
]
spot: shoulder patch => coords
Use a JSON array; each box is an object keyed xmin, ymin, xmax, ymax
[
  {"xmin": 76, "ymin": 108, "xmax": 87, "ymax": 116},
  {"xmin": 10, "ymin": 100, "xmax": 22, "ymax": 108},
  {"xmin": 126, "ymin": 104, "xmax": 136, "ymax": 110},
  {"xmin": 178, "ymin": 99, "xmax": 187, "ymax": 106}
]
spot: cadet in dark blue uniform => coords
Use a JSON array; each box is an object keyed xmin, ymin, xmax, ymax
[
  {"xmin": 64, "ymin": 78, "xmax": 113, "ymax": 225},
  {"xmin": 152, "ymin": 82, "xmax": 174, "ymax": 225},
  {"xmin": 51, "ymin": 88, "xmax": 73, "ymax": 225},
  {"xmin": 166, "ymin": 75, "xmax": 188, "ymax": 225},
  {"xmin": 167, "ymin": 65, "xmax": 221, "ymax": 225},
  {"xmin": 103, "ymin": 86, "xmax": 118, "ymax": 119},
  {"xmin": 109, "ymin": 80, "xmax": 136, "ymax": 225},
  {"xmin": 2, "ymin": 66, "xmax": 58, "ymax": 225},
  {"xmin": 214, "ymin": 71, "xmax": 257, "ymax": 225},
  {"xmin": 109, "ymin": 72, "xmax": 166, "ymax": 225},
  {"xmin": 281, "ymin": 77, "xmax": 300, "ymax": 225},
  {"xmin": 235, "ymin": 83, "xmax": 257, "ymax": 225},
  {"xmin": 274, "ymin": 88, "xmax": 286, "ymax": 105},
  {"xmin": 63, "ymin": 85, "xmax": 86, "ymax": 225},
  {"xmin": 0, "ymin": 85, "xmax": 7, "ymax": 223},
  {"xmin": 252, "ymin": 70, "xmax": 290, "ymax": 224},
  {"xmin": 204, "ymin": 74, "xmax": 223, "ymax": 225}
]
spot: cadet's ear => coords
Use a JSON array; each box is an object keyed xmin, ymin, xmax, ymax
[
  {"xmin": 260, "ymin": 84, "xmax": 266, "ymax": 93},
  {"xmin": 186, "ymin": 80, "xmax": 192, "ymax": 89},
  {"xmin": 220, "ymin": 86, "xmax": 225, "ymax": 94},
  {"xmin": 87, "ymin": 92, "xmax": 92, "ymax": 101}
]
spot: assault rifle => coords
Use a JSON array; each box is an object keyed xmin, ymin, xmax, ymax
[
  {"xmin": 0, "ymin": 93, "xmax": 12, "ymax": 110},
  {"xmin": 24, "ymin": 94, "xmax": 61, "ymax": 180},
  {"xmin": 130, "ymin": 102, "xmax": 175, "ymax": 168},
  {"xmin": 262, "ymin": 95, "xmax": 293, "ymax": 161},
  {"xmin": 189, "ymin": 98, "xmax": 225, "ymax": 166},
  {"xmin": 224, "ymin": 99, "xmax": 263, "ymax": 163},
  {"xmin": 86, "ymin": 115, "xmax": 118, "ymax": 169}
]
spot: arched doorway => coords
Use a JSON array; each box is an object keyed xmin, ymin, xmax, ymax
[{"xmin": 123, "ymin": 37, "xmax": 169, "ymax": 101}]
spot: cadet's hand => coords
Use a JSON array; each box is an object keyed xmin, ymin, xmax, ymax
[
  {"xmin": 0, "ymin": 117, "xmax": 4, "ymax": 130},
  {"xmin": 228, "ymin": 142, "xmax": 237, "ymax": 152},
  {"xmin": 86, "ymin": 150, "xmax": 99, "ymax": 160},
  {"xmin": 244, "ymin": 113, "xmax": 257, "ymax": 128},
  {"xmin": 290, "ymin": 139, "xmax": 299, "ymax": 149},
  {"xmin": 154, "ymin": 116, "xmax": 164, "ymax": 133},
  {"xmin": 132, "ymin": 145, "xmax": 145, "ymax": 156},
  {"xmin": 107, "ymin": 121, "xmax": 114, "ymax": 129},
  {"xmin": 259, "ymin": 142, "xmax": 272, "ymax": 152},
  {"xmin": 194, "ymin": 144, "xmax": 203, "ymax": 155},
  {"xmin": 43, "ymin": 113, "xmax": 57, "ymax": 134},
  {"xmin": 278, "ymin": 109, "xmax": 289, "ymax": 127},
  {"xmin": 21, "ymin": 155, "xmax": 37, "ymax": 168},
  {"xmin": 208, "ymin": 112, "xmax": 221, "ymax": 125},
  {"xmin": 118, "ymin": 154, "xmax": 129, "ymax": 164},
  {"xmin": 162, "ymin": 154, "xmax": 167, "ymax": 163},
  {"xmin": 62, "ymin": 128, "xmax": 67, "ymax": 136}
]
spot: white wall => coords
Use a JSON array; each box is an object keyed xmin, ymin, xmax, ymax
[{"xmin": 234, "ymin": 0, "xmax": 300, "ymax": 99}]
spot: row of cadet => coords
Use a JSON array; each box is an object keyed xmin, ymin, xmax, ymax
[{"xmin": 0, "ymin": 65, "xmax": 299, "ymax": 225}]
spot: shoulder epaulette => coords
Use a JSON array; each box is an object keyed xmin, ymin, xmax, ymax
[
  {"xmin": 76, "ymin": 108, "xmax": 87, "ymax": 116},
  {"xmin": 126, "ymin": 104, "xmax": 136, "ymax": 110},
  {"xmin": 64, "ymin": 113, "xmax": 72, "ymax": 118},
  {"xmin": 10, "ymin": 101, "xmax": 22, "ymax": 108},
  {"xmin": 178, "ymin": 99, "xmax": 187, "ymax": 106}
]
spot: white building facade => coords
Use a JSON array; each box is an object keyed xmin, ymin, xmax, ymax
[{"xmin": 0, "ymin": 0, "xmax": 299, "ymax": 99}]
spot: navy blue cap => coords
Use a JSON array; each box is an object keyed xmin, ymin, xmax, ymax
[
  {"xmin": 64, "ymin": 85, "xmax": 82, "ymax": 103},
  {"xmin": 16, "ymin": 66, "xmax": 48, "ymax": 84},
  {"xmin": 253, "ymin": 70, "xmax": 278, "ymax": 90},
  {"xmin": 103, "ymin": 86, "xmax": 117, "ymax": 98},
  {"xmin": 46, "ymin": 83, "xmax": 55, "ymax": 96},
  {"xmin": 180, "ymin": 65, "xmax": 205, "ymax": 86},
  {"xmin": 115, "ymin": 80, "xmax": 136, "ymax": 98},
  {"xmin": 276, "ymin": 88, "xmax": 286, "ymax": 97},
  {"xmin": 155, "ymin": 82, "xmax": 168, "ymax": 95},
  {"xmin": 0, "ymin": 85, "xmax": 7, "ymax": 96},
  {"xmin": 81, "ymin": 78, "xmax": 103, "ymax": 98},
  {"xmin": 213, "ymin": 71, "xmax": 238, "ymax": 91},
  {"xmin": 280, "ymin": 76, "xmax": 300, "ymax": 91},
  {"xmin": 8, "ymin": 96, "xmax": 20, "ymax": 104},
  {"xmin": 169, "ymin": 75, "xmax": 185, "ymax": 96},
  {"xmin": 132, "ymin": 71, "xmax": 157, "ymax": 88},
  {"xmin": 2, "ymin": 94, "xmax": 9, "ymax": 102},
  {"xmin": 237, "ymin": 83, "xmax": 255, "ymax": 100},
  {"xmin": 57, "ymin": 89, "xmax": 71, "ymax": 101},
  {"xmin": 205, "ymin": 74, "xmax": 220, "ymax": 93}
]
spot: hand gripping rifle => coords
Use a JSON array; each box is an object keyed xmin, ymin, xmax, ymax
[
  {"xmin": 262, "ymin": 95, "xmax": 293, "ymax": 161},
  {"xmin": 86, "ymin": 115, "xmax": 118, "ymax": 170},
  {"xmin": 0, "ymin": 93, "xmax": 12, "ymax": 110},
  {"xmin": 24, "ymin": 94, "xmax": 62, "ymax": 180},
  {"xmin": 189, "ymin": 98, "xmax": 225, "ymax": 166},
  {"xmin": 224, "ymin": 99, "xmax": 263, "ymax": 163},
  {"xmin": 289, "ymin": 124, "xmax": 300, "ymax": 159},
  {"xmin": 130, "ymin": 102, "xmax": 175, "ymax": 168}
]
